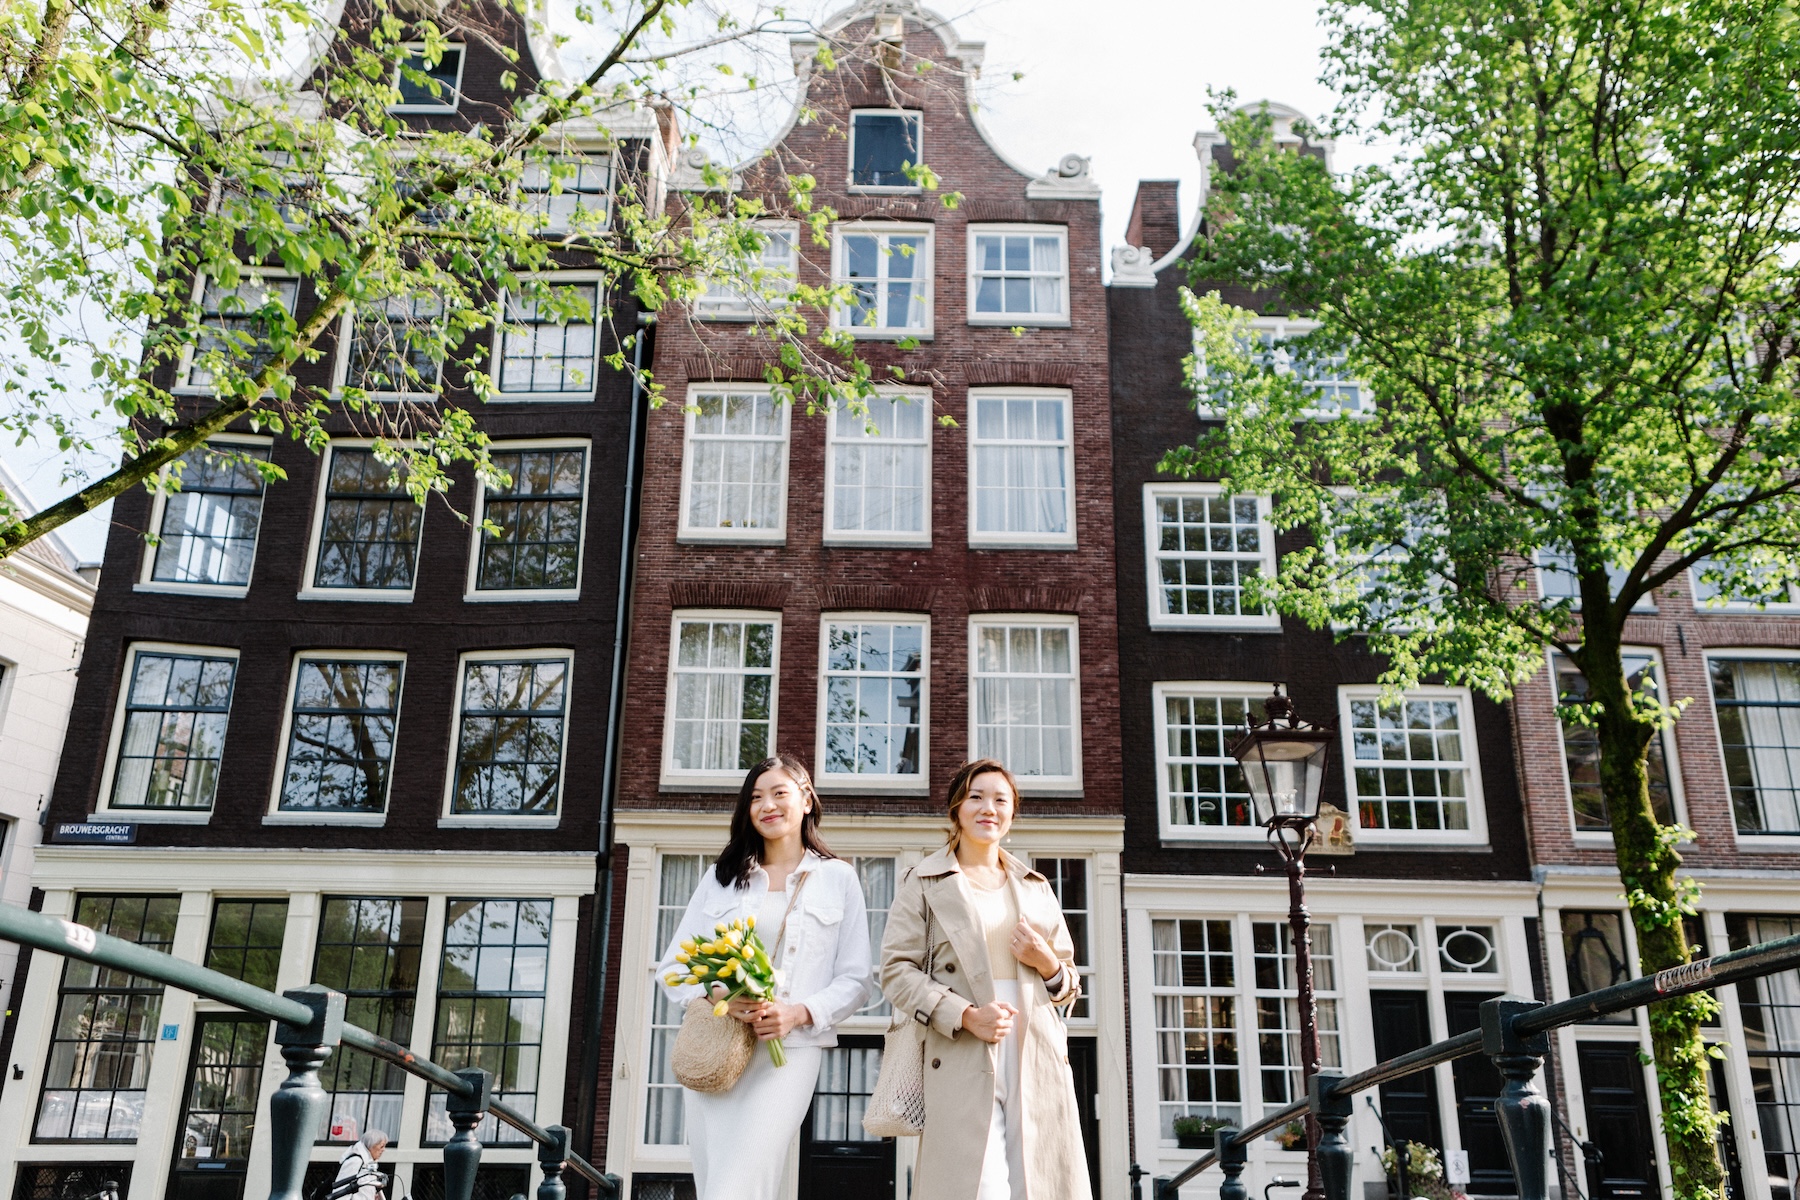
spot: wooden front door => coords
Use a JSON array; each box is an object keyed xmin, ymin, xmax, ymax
[
  {"xmin": 1575, "ymin": 1041, "xmax": 1657, "ymax": 1200},
  {"xmin": 799, "ymin": 1037, "xmax": 896, "ymax": 1200}
]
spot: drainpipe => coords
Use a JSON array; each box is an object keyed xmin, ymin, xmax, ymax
[{"xmin": 575, "ymin": 310, "xmax": 654, "ymax": 1188}]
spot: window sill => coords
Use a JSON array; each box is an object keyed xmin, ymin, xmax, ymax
[
  {"xmin": 845, "ymin": 184, "xmax": 924, "ymax": 195},
  {"xmin": 1018, "ymin": 782, "xmax": 1084, "ymax": 799},
  {"xmin": 388, "ymin": 104, "xmax": 460, "ymax": 115},
  {"xmin": 677, "ymin": 530, "xmax": 787, "ymax": 546},
  {"xmin": 1350, "ymin": 834, "xmax": 1492, "ymax": 851},
  {"xmin": 1731, "ymin": 833, "xmax": 1800, "ymax": 851},
  {"xmin": 660, "ymin": 775, "xmax": 750, "ymax": 794},
  {"xmin": 263, "ymin": 811, "xmax": 388, "ymax": 827},
  {"xmin": 968, "ymin": 537, "xmax": 1078, "ymax": 552},
  {"xmin": 134, "ymin": 581, "xmax": 252, "ymax": 599},
  {"xmin": 816, "ymin": 777, "xmax": 932, "ymax": 796},
  {"xmin": 1157, "ymin": 827, "xmax": 1271, "ymax": 845},
  {"xmin": 438, "ymin": 815, "xmax": 561, "ymax": 830},
  {"xmin": 332, "ymin": 391, "xmax": 441, "ymax": 404},
  {"xmin": 486, "ymin": 393, "xmax": 596, "ymax": 404},
  {"xmin": 297, "ymin": 588, "xmax": 418, "ymax": 603},
  {"xmin": 822, "ymin": 533, "xmax": 932, "ymax": 549},
  {"xmin": 1147, "ymin": 617, "xmax": 1282, "ymax": 633},
  {"xmin": 463, "ymin": 589, "xmax": 582, "ymax": 603},
  {"xmin": 95, "ymin": 807, "xmax": 214, "ymax": 824},
  {"xmin": 967, "ymin": 315, "xmax": 1071, "ymax": 329},
  {"xmin": 831, "ymin": 327, "xmax": 935, "ymax": 342}
]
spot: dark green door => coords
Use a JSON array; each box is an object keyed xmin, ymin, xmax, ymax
[
  {"xmin": 1576, "ymin": 1041, "xmax": 1656, "ymax": 1200},
  {"xmin": 1445, "ymin": 992, "xmax": 1514, "ymax": 1194},
  {"xmin": 168, "ymin": 1015, "xmax": 269, "ymax": 1200},
  {"xmin": 799, "ymin": 1037, "xmax": 895, "ymax": 1200},
  {"xmin": 1369, "ymin": 991, "xmax": 1443, "ymax": 1150}
]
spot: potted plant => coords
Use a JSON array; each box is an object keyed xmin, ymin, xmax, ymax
[
  {"xmin": 1274, "ymin": 1119, "xmax": 1307, "ymax": 1151},
  {"xmin": 1376, "ymin": 1142, "xmax": 1467, "ymax": 1200},
  {"xmin": 1172, "ymin": 1114, "xmax": 1232, "ymax": 1150}
]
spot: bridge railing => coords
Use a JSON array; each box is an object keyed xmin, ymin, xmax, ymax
[
  {"xmin": 1145, "ymin": 927, "xmax": 1800, "ymax": 1200},
  {"xmin": 0, "ymin": 902, "xmax": 620, "ymax": 1200}
]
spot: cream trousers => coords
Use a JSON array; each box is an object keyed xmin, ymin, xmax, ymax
[{"xmin": 977, "ymin": 979, "xmax": 1029, "ymax": 1200}]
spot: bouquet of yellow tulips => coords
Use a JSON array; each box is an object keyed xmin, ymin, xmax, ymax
[{"xmin": 665, "ymin": 915, "xmax": 789, "ymax": 1067}]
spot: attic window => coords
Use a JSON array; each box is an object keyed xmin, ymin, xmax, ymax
[
  {"xmin": 850, "ymin": 110, "xmax": 922, "ymax": 190},
  {"xmin": 392, "ymin": 45, "xmax": 465, "ymax": 113}
]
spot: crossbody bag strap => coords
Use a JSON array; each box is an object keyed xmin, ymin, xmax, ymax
[
  {"xmin": 912, "ymin": 877, "xmax": 938, "ymax": 1028},
  {"xmin": 768, "ymin": 867, "xmax": 811, "ymax": 973}
]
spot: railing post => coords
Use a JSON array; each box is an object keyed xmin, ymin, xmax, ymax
[
  {"xmin": 1216, "ymin": 1127, "xmax": 1248, "ymax": 1200},
  {"xmin": 537, "ymin": 1123, "xmax": 571, "ymax": 1200},
  {"xmin": 1480, "ymin": 996, "xmax": 1550, "ymax": 1200},
  {"xmin": 443, "ymin": 1066, "xmax": 493, "ymax": 1200},
  {"xmin": 1309, "ymin": 1072, "xmax": 1353, "ymax": 1200},
  {"xmin": 269, "ymin": 985, "xmax": 346, "ymax": 1200}
]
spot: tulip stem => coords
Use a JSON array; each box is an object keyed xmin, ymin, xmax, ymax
[{"xmin": 769, "ymin": 1038, "xmax": 786, "ymax": 1068}]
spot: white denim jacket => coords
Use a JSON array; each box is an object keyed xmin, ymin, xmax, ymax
[{"xmin": 654, "ymin": 851, "xmax": 872, "ymax": 1048}]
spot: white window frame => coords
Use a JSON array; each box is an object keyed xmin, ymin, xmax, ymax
[
  {"xmin": 967, "ymin": 613, "xmax": 1083, "ymax": 794},
  {"xmin": 1549, "ymin": 646, "xmax": 1689, "ymax": 845},
  {"xmin": 814, "ymin": 613, "xmax": 930, "ymax": 794},
  {"xmin": 660, "ymin": 610, "xmax": 782, "ymax": 791},
  {"xmin": 822, "ymin": 388, "xmax": 932, "ymax": 547},
  {"xmin": 1142, "ymin": 484, "xmax": 1279, "ymax": 630},
  {"xmin": 694, "ymin": 220, "xmax": 800, "ymax": 321},
  {"xmin": 389, "ymin": 41, "xmax": 466, "ymax": 114},
  {"xmin": 1535, "ymin": 547, "xmax": 1656, "ymax": 612},
  {"xmin": 298, "ymin": 439, "xmax": 425, "ymax": 603},
  {"xmin": 264, "ymin": 648, "xmax": 406, "ymax": 826},
  {"xmin": 966, "ymin": 387, "xmax": 1077, "ymax": 549},
  {"xmin": 676, "ymin": 385, "xmax": 791, "ymax": 544},
  {"xmin": 93, "ymin": 642, "xmax": 241, "ymax": 824},
  {"xmin": 1336, "ymin": 684, "xmax": 1489, "ymax": 845},
  {"xmin": 488, "ymin": 273, "xmax": 604, "ymax": 402},
  {"xmin": 1193, "ymin": 316, "xmax": 1371, "ymax": 419},
  {"xmin": 136, "ymin": 435, "xmax": 274, "ymax": 598},
  {"xmin": 847, "ymin": 108, "xmax": 923, "ymax": 193},
  {"xmin": 1701, "ymin": 647, "xmax": 1800, "ymax": 850},
  {"xmin": 1151, "ymin": 681, "xmax": 1275, "ymax": 843},
  {"xmin": 463, "ymin": 438, "xmax": 592, "ymax": 602},
  {"xmin": 1690, "ymin": 558, "xmax": 1800, "ymax": 613},
  {"xmin": 330, "ymin": 293, "xmax": 447, "ymax": 401},
  {"xmin": 518, "ymin": 151, "xmax": 613, "ymax": 234},
  {"xmin": 966, "ymin": 224, "xmax": 1070, "ymax": 327},
  {"xmin": 830, "ymin": 222, "xmax": 935, "ymax": 339},
  {"xmin": 173, "ymin": 266, "xmax": 301, "ymax": 396},
  {"xmin": 438, "ymin": 648, "xmax": 574, "ymax": 828}
]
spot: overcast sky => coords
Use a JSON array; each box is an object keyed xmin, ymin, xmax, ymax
[{"xmin": 7, "ymin": 0, "xmax": 1364, "ymax": 563}]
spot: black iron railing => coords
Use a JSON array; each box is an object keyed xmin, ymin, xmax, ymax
[
  {"xmin": 0, "ymin": 902, "xmax": 620, "ymax": 1200},
  {"xmin": 1143, "ymin": 929, "xmax": 1800, "ymax": 1200}
]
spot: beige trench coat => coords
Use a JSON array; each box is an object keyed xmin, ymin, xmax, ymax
[{"xmin": 879, "ymin": 845, "xmax": 1092, "ymax": 1200}]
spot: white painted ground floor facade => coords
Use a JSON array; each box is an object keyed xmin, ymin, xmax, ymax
[
  {"xmin": 0, "ymin": 847, "xmax": 595, "ymax": 1200},
  {"xmin": 1542, "ymin": 865, "xmax": 1800, "ymax": 1200},
  {"xmin": 1125, "ymin": 874, "xmax": 1544, "ymax": 1200},
  {"xmin": 602, "ymin": 811, "xmax": 1129, "ymax": 1200}
]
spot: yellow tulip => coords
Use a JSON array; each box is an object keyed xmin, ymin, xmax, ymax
[
  {"xmin": 715, "ymin": 921, "xmax": 728, "ymax": 934},
  {"xmin": 685, "ymin": 973, "xmax": 700, "ymax": 984},
  {"xmin": 713, "ymin": 1000, "xmax": 730, "ymax": 1017},
  {"xmin": 746, "ymin": 915, "xmax": 757, "ymax": 930},
  {"xmin": 675, "ymin": 951, "xmax": 690, "ymax": 964},
  {"xmin": 664, "ymin": 973, "xmax": 681, "ymax": 985}
]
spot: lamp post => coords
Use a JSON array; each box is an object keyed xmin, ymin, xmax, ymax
[{"xmin": 1231, "ymin": 683, "xmax": 1336, "ymax": 1200}]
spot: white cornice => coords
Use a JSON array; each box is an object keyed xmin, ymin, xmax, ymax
[
  {"xmin": 0, "ymin": 551, "xmax": 94, "ymax": 617},
  {"xmin": 32, "ymin": 846, "xmax": 598, "ymax": 895},
  {"xmin": 614, "ymin": 808, "xmax": 1123, "ymax": 853},
  {"xmin": 1125, "ymin": 871, "xmax": 1540, "ymax": 916}
]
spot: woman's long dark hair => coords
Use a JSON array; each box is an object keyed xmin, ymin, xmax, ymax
[{"xmin": 714, "ymin": 753, "xmax": 838, "ymax": 887}]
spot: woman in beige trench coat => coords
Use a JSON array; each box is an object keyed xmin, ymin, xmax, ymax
[{"xmin": 879, "ymin": 758, "xmax": 1093, "ymax": 1200}]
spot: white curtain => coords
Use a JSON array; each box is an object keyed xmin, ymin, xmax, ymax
[{"xmin": 1734, "ymin": 661, "xmax": 1800, "ymax": 831}]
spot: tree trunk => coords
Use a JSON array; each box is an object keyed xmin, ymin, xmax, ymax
[{"xmin": 1583, "ymin": 635, "xmax": 1726, "ymax": 1200}]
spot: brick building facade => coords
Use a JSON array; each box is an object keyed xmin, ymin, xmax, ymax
[
  {"xmin": 0, "ymin": 4, "xmax": 669, "ymax": 1196},
  {"xmin": 1107, "ymin": 107, "xmax": 1541, "ymax": 1200},
  {"xmin": 597, "ymin": 4, "xmax": 1128, "ymax": 1198}
]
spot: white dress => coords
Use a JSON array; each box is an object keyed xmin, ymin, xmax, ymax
[
  {"xmin": 684, "ymin": 885, "xmax": 824, "ymax": 1200},
  {"xmin": 968, "ymin": 875, "xmax": 1030, "ymax": 1200}
]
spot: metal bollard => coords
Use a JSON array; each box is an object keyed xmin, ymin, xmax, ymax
[
  {"xmin": 269, "ymin": 985, "xmax": 346, "ymax": 1200},
  {"xmin": 442, "ymin": 1066, "xmax": 494, "ymax": 1200},
  {"xmin": 1310, "ymin": 1071, "xmax": 1354, "ymax": 1200},
  {"xmin": 1215, "ymin": 1127, "xmax": 1248, "ymax": 1200},
  {"xmin": 537, "ymin": 1123, "xmax": 571, "ymax": 1200},
  {"xmin": 1480, "ymin": 996, "xmax": 1551, "ymax": 1200}
]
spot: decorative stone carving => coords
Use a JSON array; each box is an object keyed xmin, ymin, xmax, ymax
[
  {"xmin": 1109, "ymin": 244, "xmax": 1159, "ymax": 289},
  {"xmin": 1026, "ymin": 152, "xmax": 1101, "ymax": 200}
]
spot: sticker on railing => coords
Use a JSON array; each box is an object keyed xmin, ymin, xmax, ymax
[
  {"xmin": 1654, "ymin": 958, "xmax": 1715, "ymax": 994},
  {"xmin": 62, "ymin": 922, "xmax": 97, "ymax": 955}
]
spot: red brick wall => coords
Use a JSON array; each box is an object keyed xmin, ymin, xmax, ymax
[
  {"xmin": 615, "ymin": 14, "xmax": 1121, "ymax": 823},
  {"xmin": 1513, "ymin": 570, "xmax": 1800, "ymax": 872}
]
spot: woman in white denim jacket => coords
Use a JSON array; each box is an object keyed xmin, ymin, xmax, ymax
[{"xmin": 654, "ymin": 753, "xmax": 871, "ymax": 1200}]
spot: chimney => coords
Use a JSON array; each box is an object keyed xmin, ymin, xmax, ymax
[{"xmin": 1123, "ymin": 180, "xmax": 1182, "ymax": 261}]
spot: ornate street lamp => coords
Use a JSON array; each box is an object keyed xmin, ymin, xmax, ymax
[{"xmin": 1231, "ymin": 684, "xmax": 1336, "ymax": 1200}]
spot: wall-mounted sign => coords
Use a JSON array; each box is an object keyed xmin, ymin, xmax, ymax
[
  {"xmin": 161, "ymin": 1024, "xmax": 180, "ymax": 1041},
  {"xmin": 51, "ymin": 822, "xmax": 137, "ymax": 845}
]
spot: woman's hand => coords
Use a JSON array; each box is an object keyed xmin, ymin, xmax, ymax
[
  {"xmin": 960, "ymin": 1001, "xmax": 1018, "ymax": 1044},
  {"xmin": 1009, "ymin": 919, "xmax": 1060, "ymax": 979},
  {"xmin": 746, "ymin": 1000, "xmax": 813, "ymax": 1041},
  {"xmin": 711, "ymin": 984, "xmax": 767, "ymax": 1025}
]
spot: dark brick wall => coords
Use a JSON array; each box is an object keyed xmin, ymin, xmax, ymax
[
  {"xmin": 614, "ymin": 14, "xmax": 1122, "ymax": 824},
  {"xmin": 47, "ymin": 0, "xmax": 638, "ymax": 855},
  {"xmin": 1123, "ymin": 180, "xmax": 1182, "ymax": 261},
  {"xmin": 1107, "ymin": 182, "xmax": 1531, "ymax": 883}
]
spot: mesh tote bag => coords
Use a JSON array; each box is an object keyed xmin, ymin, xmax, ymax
[{"xmin": 862, "ymin": 902, "xmax": 934, "ymax": 1136}]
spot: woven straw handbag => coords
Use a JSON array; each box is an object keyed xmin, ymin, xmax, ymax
[
  {"xmin": 862, "ymin": 901, "xmax": 934, "ymax": 1137},
  {"xmin": 670, "ymin": 872, "xmax": 809, "ymax": 1094}
]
